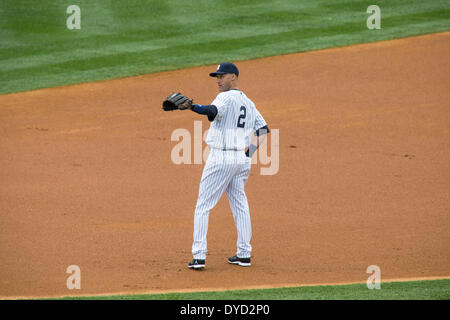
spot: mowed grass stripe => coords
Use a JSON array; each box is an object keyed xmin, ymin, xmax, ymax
[
  {"xmin": 0, "ymin": 0, "xmax": 449, "ymax": 94},
  {"xmin": 1, "ymin": 1, "xmax": 447, "ymax": 62},
  {"xmin": 52, "ymin": 279, "xmax": 450, "ymax": 300},
  {"xmin": 2, "ymin": 8, "xmax": 448, "ymax": 79},
  {"xmin": 0, "ymin": 2, "xmax": 446, "ymax": 57}
]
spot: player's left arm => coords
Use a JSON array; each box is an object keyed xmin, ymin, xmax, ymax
[
  {"xmin": 190, "ymin": 93, "xmax": 230, "ymax": 122},
  {"xmin": 190, "ymin": 104, "xmax": 218, "ymax": 121}
]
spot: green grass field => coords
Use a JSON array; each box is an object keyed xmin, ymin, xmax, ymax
[
  {"xmin": 0, "ymin": 0, "xmax": 449, "ymax": 94},
  {"xmin": 55, "ymin": 279, "xmax": 450, "ymax": 300}
]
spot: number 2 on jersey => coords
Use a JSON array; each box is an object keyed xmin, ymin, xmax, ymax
[{"xmin": 237, "ymin": 106, "xmax": 246, "ymax": 128}]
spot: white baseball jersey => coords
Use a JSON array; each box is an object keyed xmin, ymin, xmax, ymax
[
  {"xmin": 206, "ymin": 89, "xmax": 267, "ymax": 151},
  {"xmin": 192, "ymin": 89, "xmax": 268, "ymax": 261}
]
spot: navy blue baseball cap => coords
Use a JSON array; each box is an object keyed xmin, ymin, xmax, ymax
[{"xmin": 209, "ymin": 62, "xmax": 239, "ymax": 77}]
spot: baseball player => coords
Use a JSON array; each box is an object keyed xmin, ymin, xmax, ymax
[{"xmin": 185, "ymin": 62, "xmax": 270, "ymax": 269}]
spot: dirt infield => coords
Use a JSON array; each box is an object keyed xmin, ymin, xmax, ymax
[{"xmin": 1, "ymin": 32, "xmax": 449, "ymax": 298}]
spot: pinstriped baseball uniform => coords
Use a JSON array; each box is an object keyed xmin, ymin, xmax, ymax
[{"xmin": 192, "ymin": 89, "xmax": 267, "ymax": 260}]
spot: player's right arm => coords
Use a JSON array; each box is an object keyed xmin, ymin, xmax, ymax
[{"xmin": 246, "ymin": 108, "xmax": 270, "ymax": 157}]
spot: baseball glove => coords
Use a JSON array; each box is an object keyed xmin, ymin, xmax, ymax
[{"xmin": 162, "ymin": 92, "xmax": 193, "ymax": 111}]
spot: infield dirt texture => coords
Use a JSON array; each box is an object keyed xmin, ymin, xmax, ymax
[{"xmin": 0, "ymin": 1, "xmax": 449, "ymax": 299}]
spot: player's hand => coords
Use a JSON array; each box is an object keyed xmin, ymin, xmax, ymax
[{"xmin": 245, "ymin": 144, "xmax": 258, "ymax": 158}]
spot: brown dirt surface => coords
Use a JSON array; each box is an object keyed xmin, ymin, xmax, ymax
[{"xmin": 1, "ymin": 32, "xmax": 449, "ymax": 298}]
